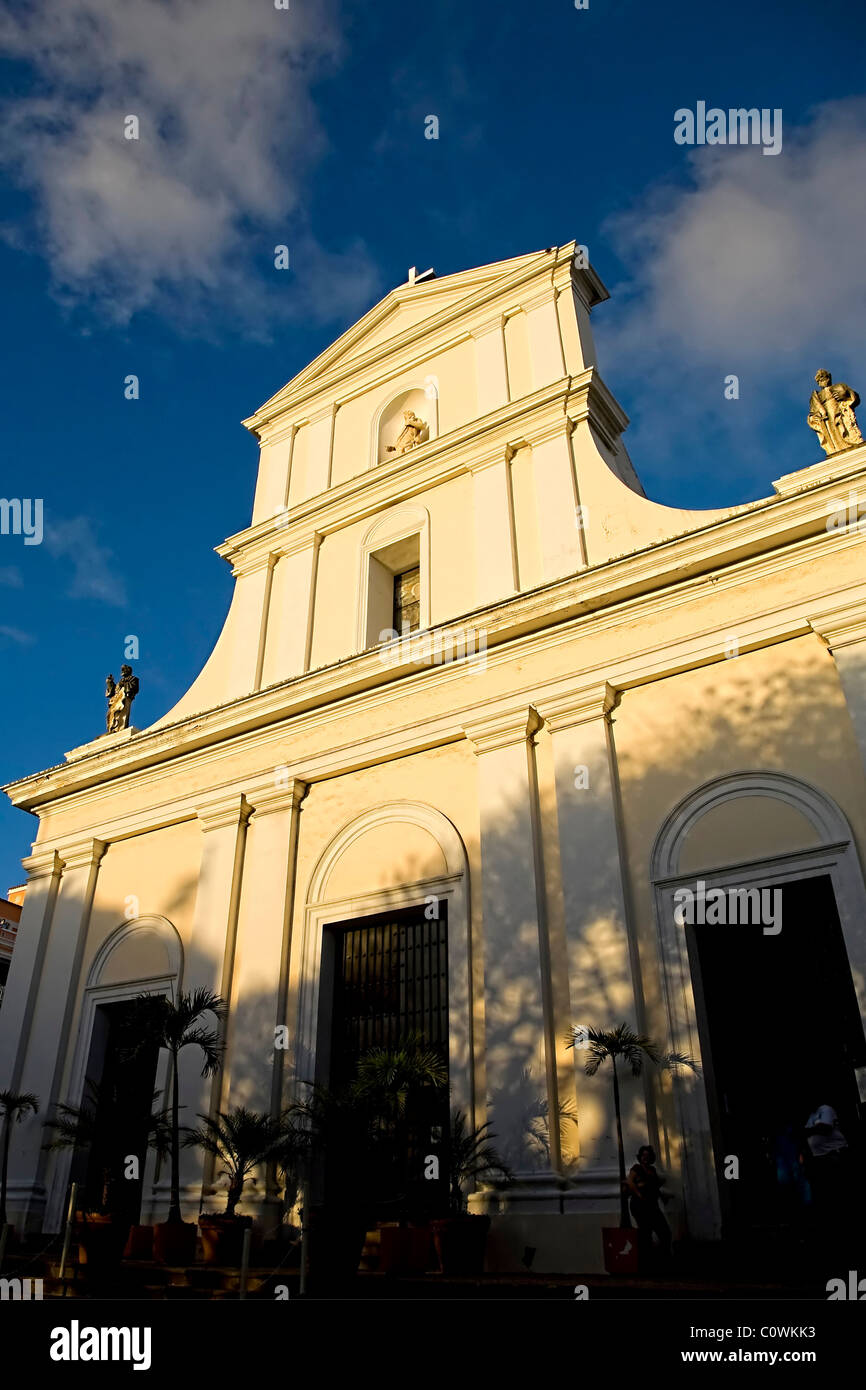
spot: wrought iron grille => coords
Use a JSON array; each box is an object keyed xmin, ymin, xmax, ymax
[{"xmin": 329, "ymin": 902, "xmax": 448, "ymax": 1087}]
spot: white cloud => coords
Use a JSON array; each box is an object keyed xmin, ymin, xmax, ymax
[
  {"xmin": 595, "ymin": 99, "xmax": 866, "ymax": 484},
  {"xmin": 0, "ymin": 566, "xmax": 23, "ymax": 588},
  {"xmin": 0, "ymin": 625, "xmax": 34, "ymax": 645},
  {"xmin": 44, "ymin": 517, "xmax": 126, "ymax": 606},
  {"xmin": 0, "ymin": 0, "xmax": 379, "ymax": 331}
]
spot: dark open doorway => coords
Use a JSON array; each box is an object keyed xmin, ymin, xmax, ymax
[
  {"xmin": 687, "ymin": 874, "xmax": 865, "ymax": 1234},
  {"xmin": 74, "ymin": 999, "xmax": 161, "ymax": 1223},
  {"xmin": 318, "ymin": 901, "xmax": 449, "ymax": 1220}
]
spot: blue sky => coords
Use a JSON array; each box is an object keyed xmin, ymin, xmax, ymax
[{"xmin": 1, "ymin": 0, "xmax": 865, "ymax": 889}]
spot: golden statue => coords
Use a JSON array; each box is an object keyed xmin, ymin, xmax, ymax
[
  {"xmin": 105, "ymin": 665, "xmax": 139, "ymax": 733},
  {"xmin": 386, "ymin": 409, "xmax": 428, "ymax": 455},
  {"xmin": 807, "ymin": 370, "xmax": 863, "ymax": 456}
]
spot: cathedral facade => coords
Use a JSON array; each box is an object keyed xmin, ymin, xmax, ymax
[{"xmin": 3, "ymin": 245, "xmax": 866, "ymax": 1271}]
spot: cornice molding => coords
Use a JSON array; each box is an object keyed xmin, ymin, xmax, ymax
[
  {"xmin": 463, "ymin": 705, "xmax": 542, "ymax": 756},
  {"xmin": 537, "ymin": 682, "xmax": 618, "ymax": 732},
  {"xmin": 7, "ymin": 493, "xmax": 866, "ymax": 818},
  {"xmin": 194, "ymin": 792, "xmax": 253, "ymax": 834},
  {"xmin": 809, "ymin": 592, "xmax": 866, "ymax": 651},
  {"xmin": 222, "ymin": 379, "xmax": 574, "ymax": 567},
  {"xmin": 59, "ymin": 838, "xmax": 107, "ymax": 874},
  {"xmin": 470, "ymin": 316, "xmax": 506, "ymax": 341},
  {"xmin": 20, "ymin": 848, "xmax": 63, "ymax": 882},
  {"xmin": 246, "ymin": 776, "xmax": 308, "ymax": 819}
]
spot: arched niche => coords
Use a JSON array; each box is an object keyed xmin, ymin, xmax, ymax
[
  {"xmin": 372, "ymin": 382, "xmax": 439, "ymax": 466},
  {"xmin": 297, "ymin": 801, "xmax": 472, "ymax": 1113},
  {"xmin": 88, "ymin": 914, "xmax": 184, "ymax": 991}
]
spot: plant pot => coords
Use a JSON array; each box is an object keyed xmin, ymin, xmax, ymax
[
  {"xmin": 602, "ymin": 1226, "xmax": 640, "ymax": 1274},
  {"xmin": 75, "ymin": 1213, "xmax": 129, "ymax": 1271},
  {"xmin": 198, "ymin": 1214, "xmax": 252, "ymax": 1266},
  {"xmin": 378, "ymin": 1223, "xmax": 433, "ymax": 1276},
  {"xmin": 431, "ymin": 1214, "xmax": 490, "ymax": 1275},
  {"xmin": 123, "ymin": 1224, "xmax": 154, "ymax": 1260},
  {"xmin": 152, "ymin": 1219, "xmax": 197, "ymax": 1266}
]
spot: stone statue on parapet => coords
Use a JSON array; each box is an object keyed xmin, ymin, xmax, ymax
[
  {"xmin": 386, "ymin": 409, "xmax": 428, "ymax": 455},
  {"xmin": 807, "ymin": 370, "xmax": 863, "ymax": 456},
  {"xmin": 106, "ymin": 664, "xmax": 139, "ymax": 733}
]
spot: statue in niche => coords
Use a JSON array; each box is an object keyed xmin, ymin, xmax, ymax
[
  {"xmin": 386, "ymin": 409, "xmax": 428, "ymax": 455},
  {"xmin": 807, "ymin": 370, "xmax": 863, "ymax": 456},
  {"xmin": 105, "ymin": 665, "xmax": 139, "ymax": 733}
]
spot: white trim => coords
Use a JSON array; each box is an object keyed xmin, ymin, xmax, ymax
[
  {"xmin": 650, "ymin": 772, "xmax": 866, "ymax": 1240},
  {"xmin": 652, "ymin": 771, "xmax": 850, "ymax": 880},
  {"xmin": 295, "ymin": 802, "xmax": 472, "ymax": 1116}
]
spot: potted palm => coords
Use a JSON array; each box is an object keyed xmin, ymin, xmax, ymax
[
  {"xmin": 0, "ymin": 1089, "xmax": 39, "ymax": 1251},
  {"xmin": 431, "ymin": 1110, "xmax": 511, "ymax": 1275},
  {"xmin": 188, "ymin": 1106, "xmax": 297, "ymax": 1264},
  {"xmin": 129, "ymin": 989, "xmax": 225, "ymax": 1265},
  {"xmin": 567, "ymin": 1023, "xmax": 696, "ymax": 1273},
  {"xmin": 352, "ymin": 1037, "xmax": 449, "ymax": 1275}
]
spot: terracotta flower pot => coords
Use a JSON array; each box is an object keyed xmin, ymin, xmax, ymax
[
  {"xmin": 602, "ymin": 1226, "xmax": 640, "ymax": 1273},
  {"xmin": 75, "ymin": 1213, "xmax": 129, "ymax": 1271},
  {"xmin": 378, "ymin": 1223, "xmax": 433, "ymax": 1275},
  {"xmin": 123, "ymin": 1224, "xmax": 154, "ymax": 1260},
  {"xmin": 152, "ymin": 1219, "xmax": 197, "ymax": 1265},
  {"xmin": 431, "ymin": 1214, "xmax": 490, "ymax": 1275},
  {"xmin": 198, "ymin": 1214, "xmax": 252, "ymax": 1265}
]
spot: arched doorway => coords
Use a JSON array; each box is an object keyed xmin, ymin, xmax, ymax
[
  {"xmin": 296, "ymin": 802, "xmax": 472, "ymax": 1222},
  {"xmin": 44, "ymin": 916, "xmax": 183, "ymax": 1231},
  {"xmin": 651, "ymin": 773, "xmax": 866, "ymax": 1242}
]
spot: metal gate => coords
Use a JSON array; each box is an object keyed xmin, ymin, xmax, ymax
[{"xmin": 329, "ymin": 902, "xmax": 448, "ymax": 1086}]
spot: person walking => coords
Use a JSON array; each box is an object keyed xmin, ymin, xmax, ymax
[{"xmin": 626, "ymin": 1144, "xmax": 672, "ymax": 1269}]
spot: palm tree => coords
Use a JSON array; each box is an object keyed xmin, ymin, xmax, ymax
[
  {"xmin": 352, "ymin": 1037, "xmax": 449, "ymax": 1117},
  {"xmin": 352, "ymin": 1035, "xmax": 449, "ymax": 1223},
  {"xmin": 443, "ymin": 1111, "xmax": 511, "ymax": 1215},
  {"xmin": 0, "ymin": 1090, "xmax": 39, "ymax": 1229},
  {"xmin": 131, "ymin": 989, "xmax": 225, "ymax": 1224},
  {"xmin": 567, "ymin": 1023, "xmax": 697, "ymax": 1228},
  {"xmin": 186, "ymin": 1106, "xmax": 297, "ymax": 1217}
]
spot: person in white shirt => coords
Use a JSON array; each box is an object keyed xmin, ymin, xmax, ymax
[
  {"xmin": 803, "ymin": 1102, "xmax": 850, "ymax": 1223},
  {"xmin": 805, "ymin": 1104, "xmax": 848, "ymax": 1159}
]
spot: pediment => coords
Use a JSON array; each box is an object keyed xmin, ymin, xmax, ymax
[{"xmin": 245, "ymin": 248, "xmax": 554, "ymax": 432}]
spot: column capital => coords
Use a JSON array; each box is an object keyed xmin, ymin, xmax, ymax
[
  {"xmin": 57, "ymin": 837, "xmax": 107, "ymax": 874},
  {"xmin": 523, "ymin": 288, "xmax": 557, "ymax": 315},
  {"xmin": 463, "ymin": 704, "xmax": 542, "ymax": 755},
  {"xmin": 470, "ymin": 315, "xmax": 506, "ymax": 340},
  {"xmin": 246, "ymin": 776, "xmax": 308, "ymax": 820},
  {"xmin": 20, "ymin": 847, "xmax": 63, "ymax": 883},
  {"xmin": 536, "ymin": 682, "xmax": 619, "ymax": 733},
  {"xmin": 195, "ymin": 791, "xmax": 254, "ymax": 834},
  {"xmin": 809, "ymin": 596, "xmax": 866, "ymax": 652},
  {"xmin": 522, "ymin": 414, "xmax": 574, "ymax": 450}
]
